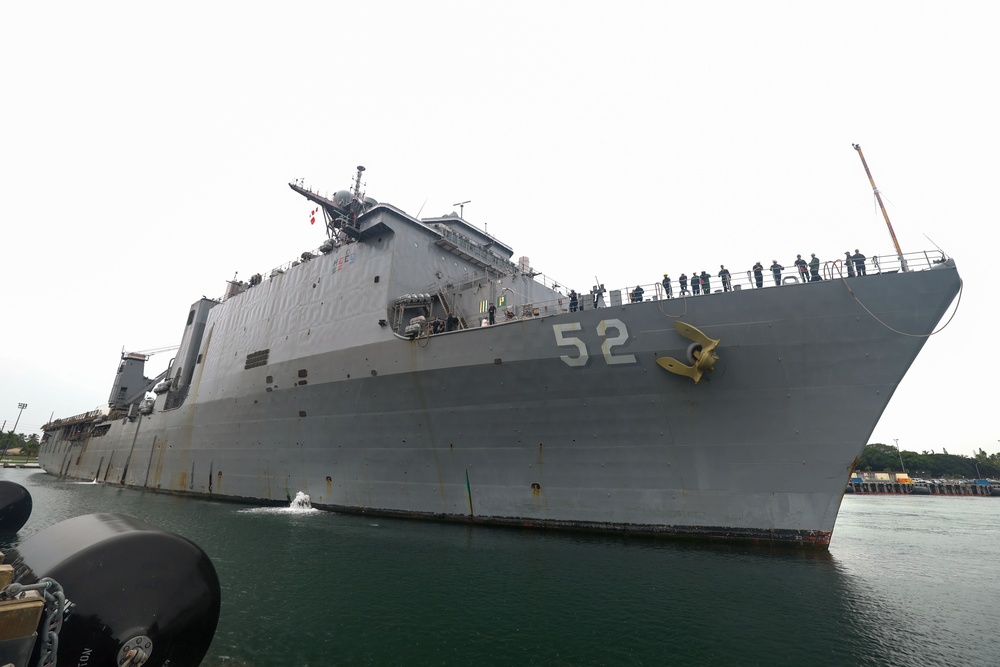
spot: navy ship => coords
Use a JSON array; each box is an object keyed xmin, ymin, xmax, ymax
[{"xmin": 37, "ymin": 166, "xmax": 962, "ymax": 547}]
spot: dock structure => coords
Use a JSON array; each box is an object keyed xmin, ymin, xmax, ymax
[{"xmin": 846, "ymin": 472, "xmax": 999, "ymax": 496}]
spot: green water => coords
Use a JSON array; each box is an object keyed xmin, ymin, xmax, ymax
[{"xmin": 3, "ymin": 468, "xmax": 998, "ymax": 666}]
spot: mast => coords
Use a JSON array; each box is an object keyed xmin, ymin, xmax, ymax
[
  {"xmin": 288, "ymin": 166, "xmax": 371, "ymax": 242},
  {"xmin": 351, "ymin": 165, "xmax": 366, "ymax": 228},
  {"xmin": 852, "ymin": 143, "xmax": 906, "ymax": 271}
]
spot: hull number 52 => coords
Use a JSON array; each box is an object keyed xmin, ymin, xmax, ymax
[{"xmin": 552, "ymin": 319, "xmax": 636, "ymax": 367}]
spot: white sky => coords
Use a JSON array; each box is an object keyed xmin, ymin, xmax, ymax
[{"xmin": 2, "ymin": 2, "xmax": 996, "ymax": 457}]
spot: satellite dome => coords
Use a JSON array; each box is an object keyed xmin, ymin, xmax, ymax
[{"xmin": 331, "ymin": 190, "xmax": 353, "ymax": 210}]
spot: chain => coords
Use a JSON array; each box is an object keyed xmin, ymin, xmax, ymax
[{"xmin": 1, "ymin": 577, "xmax": 68, "ymax": 667}]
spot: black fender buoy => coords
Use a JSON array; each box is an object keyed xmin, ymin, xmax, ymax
[
  {"xmin": 0, "ymin": 480, "xmax": 32, "ymax": 534},
  {"xmin": 4, "ymin": 513, "xmax": 220, "ymax": 666}
]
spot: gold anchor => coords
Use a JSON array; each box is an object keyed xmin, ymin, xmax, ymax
[{"xmin": 656, "ymin": 321, "xmax": 720, "ymax": 384}]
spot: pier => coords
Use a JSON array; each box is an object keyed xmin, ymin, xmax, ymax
[{"xmin": 846, "ymin": 472, "xmax": 999, "ymax": 497}]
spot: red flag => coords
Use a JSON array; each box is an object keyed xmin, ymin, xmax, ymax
[{"xmin": 309, "ymin": 207, "xmax": 317, "ymax": 225}]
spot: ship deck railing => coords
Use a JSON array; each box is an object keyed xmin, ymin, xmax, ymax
[
  {"xmin": 422, "ymin": 249, "xmax": 950, "ymax": 329},
  {"xmin": 495, "ymin": 249, "xmax": 946, "ymax": 322},
  {"xmin": 433, "ymin": 227, "xmax": 519, "ymax": 275},
  {"xmin": 614, "ymin": 249, "xmax": 949, "ymax": 303},
  {"xmin": 41, "ymin": 408, "xmax": 107, "ymax": 431},
  {"xmin": 229, "ymin": 244, "xmax": 946, "ymax": 315}
]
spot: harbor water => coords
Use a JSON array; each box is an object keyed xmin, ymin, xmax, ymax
[{"xmin": 2, "ymin": 468, "xmax": 998, "ymax": 666}]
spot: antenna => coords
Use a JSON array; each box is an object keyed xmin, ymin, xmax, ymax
[
  {"xmin": 346, "ymin": 165, "xmax": 367, "ymax": 229},
  {"xmin": 923, "ymin": 233, "xmax": 946, "ymax": 256},
  {"xmin": 453, "ymin": 200, "xmax": 471, "ymax": 218},
  {"xmin": 353, "ymin": 165, "xmax": 366, "ymax": 200}
]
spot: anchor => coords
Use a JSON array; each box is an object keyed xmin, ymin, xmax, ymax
[{"xmin": 656, "ymin": 321, "xmax": 720, "ymax": 384}]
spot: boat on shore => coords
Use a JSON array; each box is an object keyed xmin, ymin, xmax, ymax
[{"xmin": 38, "ymin": 166, "xmax": 962, "ymax": 548}]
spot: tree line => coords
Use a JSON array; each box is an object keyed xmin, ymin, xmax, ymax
[
  {"xmin": 0, "ymin": 431, "xmax": 40, "ymax": 459},
  {"xmin": 856, "ymin": 443, "xmax": 999, "ymax": 479}
]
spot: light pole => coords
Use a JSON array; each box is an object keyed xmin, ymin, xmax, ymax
[
  {"xmin": 13, "ymin": 403, "xmax": 27, "ymax": 432},
  {"xmin": 2, "ymin": 402, "xmax": 27, "ymax": 462},
  {"xmin": 894, "ymin": 438, "xmax": 906, "ymax": 474}
]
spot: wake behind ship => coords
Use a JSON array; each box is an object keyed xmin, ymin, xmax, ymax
[{"xmin": 38, "ymin": 167, "xmax": 962, "ymax": 548}]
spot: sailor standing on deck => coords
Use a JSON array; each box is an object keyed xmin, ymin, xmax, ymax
[
  {"xmin": 770, "ymin": 260, "xmax": 783, "ymax": 286},
  {"xmin": 679, "ymin": 273, "xmax": 689, "ymax": 296},
  {"xmin": 809, "ymin": 253, "xmax": 821, "ymax": 282},
  {"xmin": 752, "ymin": 262, "xmax": 764, "ymax": 289},
  {"xmin": 662, "ymin": 274, "xmax": 672, "ymax": 298},
  {"xmin": 852, "ymin": 249, "xmax": 867, "ymax": 276},
  {"xmin": 719, "ymin": 265, "xmax": 732, "ymax": 292},
  {"xmin": 569, "ymin": 290, "xmax": 579, "ymax": 312},
  {"xmin": 591, "ymin": 286, "xmax": 604, "ymax": 308},
  {"xmin": 794, "ymin": 255, "xmax": 808, "ymax": 283}
]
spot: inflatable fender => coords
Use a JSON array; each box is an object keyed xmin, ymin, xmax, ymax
[
  {"xmin": 5, "ymin": 513, "xmax": 220, "ymax": 667},
  {"xmin": 0, "ymin": 480, "xmax": 32, "ymax": 534}
]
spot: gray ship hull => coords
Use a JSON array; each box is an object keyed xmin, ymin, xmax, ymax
[{"xmin": 39, "ymin": 252, "xmax": 960, "ymax": 547}]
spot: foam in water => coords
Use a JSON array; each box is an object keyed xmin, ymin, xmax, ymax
[{"xmin": 238, "ymin": 491, "xmax": 317, "ymax": 515}]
